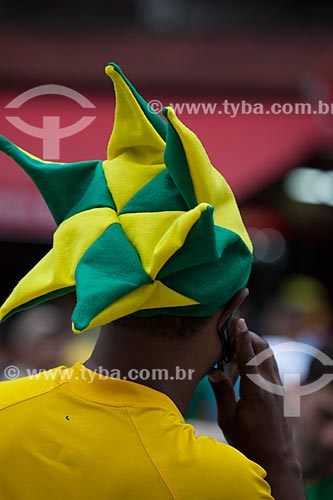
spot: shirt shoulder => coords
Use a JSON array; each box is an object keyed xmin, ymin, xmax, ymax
[
  {"xmin": 178, "ymin": 431, "xmax": 274, "ymax": 500},
  {"xmin": 0, "ymin": 366, "xmax": 67, "ymax": 411},
  {"xmin": 130, "ymin": 409, "xmax": 274, "ymax": 500},
  {"xmin": 190, "ymin": 434, "xmax": 273, "ymax": 499}
]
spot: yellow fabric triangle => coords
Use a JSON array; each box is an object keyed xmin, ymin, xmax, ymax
[
  {"xmin": 166, "ymin": 107, "xmax": 252, "ymax": 252},
  {"xmin": 105, "ymin": 65, "xmax": 165, "ymax": 162},
  {"xmin": 119, "ymin": 203, "xmax": 210, "ymax": 279},
  {"xmin": 73, "ymin": 280, "xmax": 198, "ymax": 333},
  {"xmin": 102, "ymin": 159, "xmax": 165, "ymax": 213},
  {"xmin": 0, "ymin": 208, "xmax": 118, "ymax": 320}
]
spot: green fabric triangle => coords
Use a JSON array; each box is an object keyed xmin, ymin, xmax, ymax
[
  {"xmin": 162, "ymin": 108, "xmax": 197, "ymax": 209},
  {"xmin": 158, "ymin": 205, "xmax": 216, "ymax": 278},
  {"xmin": 0, "ymin": 136, "xmax": 116, "ymax": 225},
  {"xmin": 160, "ymin": 226, "xmax": 252, "ymax": 306},
  {"xmin": 119, "ymin": 169, "xmax": 188, "ymax": 215},
  {"xmin": 65, "ymin": 160, "xmax": 116, "ymax": 220},
  {"xmin": 73, "ymin": 223, "xmax": 153, "ymax": 331}
]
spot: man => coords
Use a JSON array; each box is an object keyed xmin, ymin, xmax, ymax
[
  {"xmin": 295, "ymin": 345, "xmax": 333, "ymax": 499},
  {"xmin": 0, "ymin": 63, "xmax": 305, "ymax": 499}
]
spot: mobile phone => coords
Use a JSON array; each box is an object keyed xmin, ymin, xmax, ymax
[{"xmin": 217, "ymin": 308, "xmax": 240, "ymax": 385}]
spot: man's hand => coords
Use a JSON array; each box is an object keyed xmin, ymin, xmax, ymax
[{"xmin": 209, "ymin": 318, "xmax": 306, "ymax": 500}]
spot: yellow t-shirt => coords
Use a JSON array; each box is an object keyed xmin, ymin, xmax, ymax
[{"xmin": 0, "ymin": 363, "xmax": 274, "ymax": 500}]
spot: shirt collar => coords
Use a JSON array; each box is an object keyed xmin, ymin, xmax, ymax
[{"xmin": 57, "ymin": 363, "xmax": 183, "ymax": 418}]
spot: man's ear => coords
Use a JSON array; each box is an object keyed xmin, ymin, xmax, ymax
[{"xmin": 217, "ymin": 288, "xmax": 249, "ymax": 330}]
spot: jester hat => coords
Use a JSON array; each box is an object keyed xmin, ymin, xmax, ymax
[{"xmin": 0, "ymin": 63, "xmax": 253, "ymax": 333}]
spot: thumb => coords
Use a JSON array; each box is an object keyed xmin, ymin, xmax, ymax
[{"xmin": 208, "ymin": 369, "xmax": 237, "ymax": 435}]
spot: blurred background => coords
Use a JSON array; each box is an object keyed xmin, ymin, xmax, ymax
[{"xmin": 0, "ymin": 0, "xmax": 332, "ymax": 424}]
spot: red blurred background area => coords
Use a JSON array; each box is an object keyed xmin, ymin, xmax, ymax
[{"xmin": 0, "ymin": 0, "xmax": 332, "ymax": 343}]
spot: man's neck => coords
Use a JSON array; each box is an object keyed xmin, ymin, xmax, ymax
[{"xmin": 84, "ymin": 326, "xmax": 204, "ymax": 416}]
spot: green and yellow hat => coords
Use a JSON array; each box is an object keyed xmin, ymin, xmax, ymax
[{"xmin": 0, "ymin": 63, "xmax": 253, "ymax": 333}]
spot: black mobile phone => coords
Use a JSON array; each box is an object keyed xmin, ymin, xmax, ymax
[{"xmin": 217, "ymin": 308, "xmax": 240, "ymax": 385}]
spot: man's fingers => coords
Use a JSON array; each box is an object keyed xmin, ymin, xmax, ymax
[
  {"xmin": 250, "ymin": 334, "xmax": 282, "ymax": 383},
  {"xmin": 250, "ymin": 333, "xmax": 270, "ymax": 355},
  {"xmin": 208, "ymin": 369, "xmax": 237, "ymax": 435},
  {"xmin": 235, "ymin": 319, "xmax": 257, "ymax": 375}
]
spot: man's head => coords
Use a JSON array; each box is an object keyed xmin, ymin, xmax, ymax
[
  {"xmin": 295, "ymin": 345, "xmax": 333, "ymax": 481},
  {"xmin": 95, "ymin": 288, "xmax": 248, "ymax": 385}
]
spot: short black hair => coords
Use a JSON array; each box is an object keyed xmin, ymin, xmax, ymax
[{"xmin": 111, "ymin": 314, "xmax": 213, "ymax": 340}]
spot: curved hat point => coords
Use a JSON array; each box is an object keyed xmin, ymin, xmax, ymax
[
  {"xmin": 0, "ymin": 135, "xmax": 107, "ymax": 226},
  {"xmin": 162, "ymin": 106, "xmax": 223, "ymax": 206},
  {"xmin": 162, "ymin": 107, "xmax": 252, "ymax": 252},
  {"xmin": 105, "ymin": 63, "xmax": 166, "ymax": 162}
]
